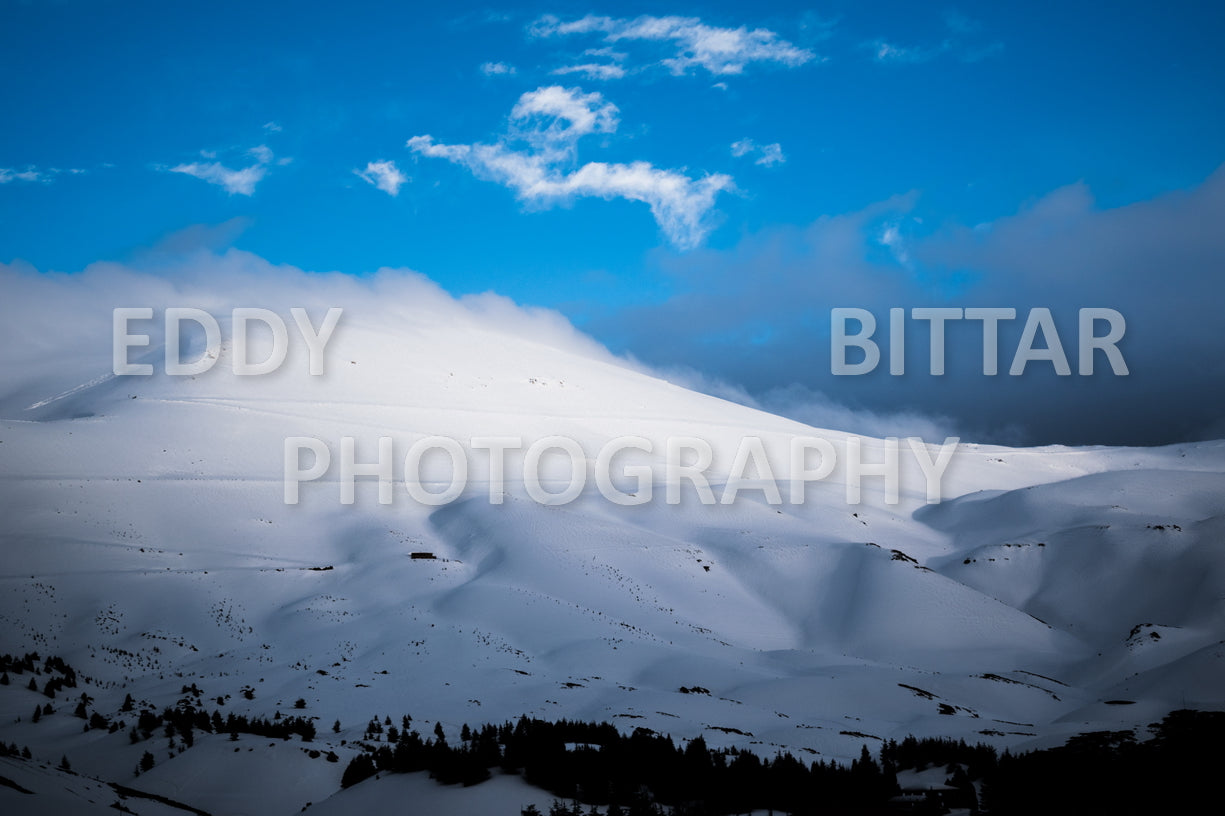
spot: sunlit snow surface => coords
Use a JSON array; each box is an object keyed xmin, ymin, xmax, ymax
[{"xmin": 1, "ymin": 264, "xmax": 1223, "ymax": 814}]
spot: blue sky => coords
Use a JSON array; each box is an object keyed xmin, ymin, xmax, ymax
[{"xmin": 4, "ymin": 0, "xmax": 1225, "ymax": 445}]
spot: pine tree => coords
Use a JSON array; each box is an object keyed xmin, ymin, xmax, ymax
[
  {"xmin": 31, "ymin": 705, "xmax": 41, "ymax": 723},
  {"xmin": 140, "ymin": 751, "xmax": 155, "ymax": 772},
  {"xmin": 333, "ymin": 719, "xmax": 341, "ymax": 733},
  {"xmin": 59, "ymin": 755, "xmax": 71, "ymax": 771},
  {"xmin": 340, "ymin": 753, "xmax": 376, "ymax": 788}
]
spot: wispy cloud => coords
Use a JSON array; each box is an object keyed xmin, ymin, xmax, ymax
[
  {"xmin": 870, "ymin": 39, "xmax": 949, "ymax": 64},
  {"xmin": 355, "ymin": 160, "xmax": 408, "ymax": 196},
  {"xmin": 247, "ymin": 145, "xmax": 275, "ymax": 165},
  {"xmin": 167, "ymin": 144, "xmax": 285, "ymax": 196},
  {"xmin": 479, "ymin": 61, "xmax": 517, "ymax": 76},
  {"xmin": 0, "ymin": 166, "xmax": 87, "ymax": 184},
  {"xmin": 0, "ymin": 167, "xmax": 48, "ymax": 184},
  {"xmin": 170, "ymin": 162, "xmax": 265, "ymax": 195},
  {"xmin": 549, "ymin": 45, "xmax": 629, "ymax": 80},
  {"xmin": 0, "ymin": 242, "xmax": 625, "ymax": 419},
  {"xmin": 531, "ymin": 14, "xmax": 816, "ymax": 76},
  {"xmin": 551, "ymin": 62, "xmax": 627, "ymax": 80},
  {"xmin": 408, "ymin": 85, "xmax": 733, "ymax": 249},
  {"xmin": 731, "ymin": 138, "xmax": 786, "ymax": 167},
  {"xmin": 584, "ymin": 46, "xmax": 627, "ymax": 61},
  {"xmin": 869, "ymin": 11, "xmax": 1000, "ymax": 65}
]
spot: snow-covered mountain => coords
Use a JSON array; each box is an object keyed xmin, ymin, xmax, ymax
[{"xmin": 2, "ymin": 257, "xmax": 1223, "ymax": 814}]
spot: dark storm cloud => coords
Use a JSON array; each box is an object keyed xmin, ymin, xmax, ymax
[{"xmin": 589, "ymin": 166, "xmax": 1225, "ymax": 446}]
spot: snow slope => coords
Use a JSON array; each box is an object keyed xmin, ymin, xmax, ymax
[{"xmin": 1, "ymin": 262, "xmax": 1223, "ymax": 813}]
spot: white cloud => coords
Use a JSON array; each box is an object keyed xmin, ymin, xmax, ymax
[
  {"xmin": 167, "ymin": 143, "xmax": 284, "ymax": 196},
  {"xmin": 169, "ymin": 162, "xmax": 266, "ymax": 196},
  {"xmin": 756, "ymin": 143, "xmax": 785, "ymax": 166},
  {"xmin": 550, "ymin": 45, "xmax": 629, "ymax": 80},
  {"xmin": 355, "ymin": 160, "xmax": 408, "ymax": 196},
  {"xmin": 479, "ymin": 61, "xmax": 517, "ymax": 76},
  {"xmin": 870, "ymin": 39, "xmax": 947, "ymax": 64},
  {"xmin": 0, "ymin": 245, "xmax": 626, "ymax": 417},
  {"xmin": 869, "ymin": 11, "xmax": 1000, "ymax": 64},
  {"xmin": 511, "ymin": 85, "xmax": 620, "ymax": 142},
  {"xmin": 531, "ymin": 13, "xmax": 815, "ymax": 76},
  {"xmin": 878, "ymin": 220, "xmax": 913, "ymax": 267},
  {"xmin": 247, "ymin": 144, "xmax": 274, "ymax": 165},
  {"xmin": 730, "ymin": 138, "xmax": 785, "ymax": 166},
  {"xmin": 584, "ymin": 46, "xmax": 627, "ymax": 60},
  {"xmin": 0, "ymin": 166, "xmax": 87, "ymax": 184},
  {"xmin": 262, "ymin": 121, "xmax": 283, "ymax": 133},
  {"xmin": 408, "ymin": 86, "xmax": 733, "ymax": 250},
  {"xmin": 551, "ymin": 63, "xmax": 627, "ymax": 80},
  {"xmin": 0, "ymin": 167, "xmax": 47, "ymax": 183}
]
